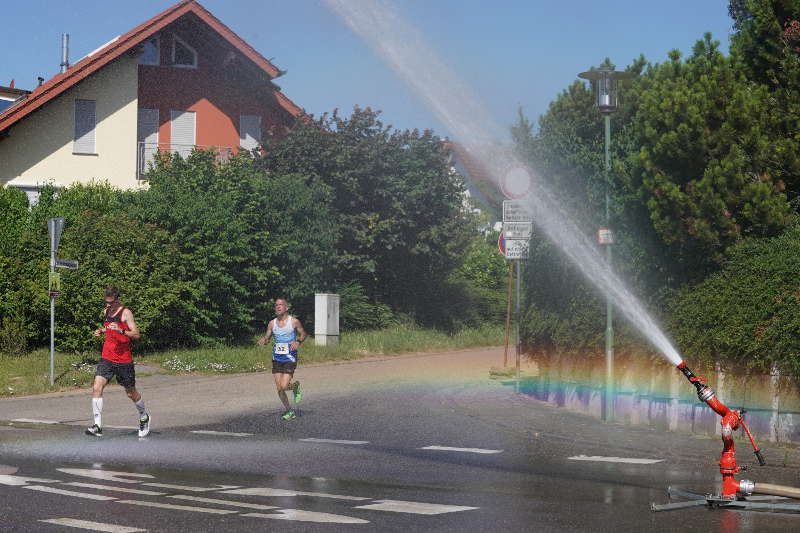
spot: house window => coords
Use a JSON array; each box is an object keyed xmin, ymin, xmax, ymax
[
  {"xmin": 73, "ymin": 99, "xmax": 96, "ymax": 154},
  {"xmin": 170, "ymin": 110, "xmax": 196, "ymax": 158},
  {"xmin": 239, "ymin": 115, "xmax": 261, "ymax": 150},
  {"xmin": 172, "ymin": 35, "xmax": 197, "ymax": 68},
  {"xmin": 139, "ymin": 36, "xmax": 160, "ymax": 65}
]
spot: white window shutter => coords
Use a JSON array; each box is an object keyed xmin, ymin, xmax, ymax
[
  {"xmin": 137, "ymin": 109, "xmax": 159, "ymax": 175},
  {"xmin": 239, "ymin": 115, "xmax": 261, "ymax": 150},
  {"xmin": 170, "ymin": 110, "xmax": 195, "ymax": 158},
  {"xmin": 74, "ymin": 99, "xmax": 96, "ymax": 154}
]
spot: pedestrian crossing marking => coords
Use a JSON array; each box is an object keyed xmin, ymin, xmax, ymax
[
  {"xmin": 420, "ymin": 446, "xmax": 502, "ymax": 454},
  {"xmin": 39, "ymin": 518, "xmax": 146, "ymax": 532},
  {"xmin": 568, "ymin": 455, "xmax": 663, "ymax": 464},
  {"xmin": 116, "ymin": 499, "xmax": 238, "ymax": 514}
]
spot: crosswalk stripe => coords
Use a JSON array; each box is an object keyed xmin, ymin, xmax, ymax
[
  {"xmin": 142, "ymin": 483, "xmax": 240, "ymax": 492},
  {"xmin": 567, "ymin": 455, "xmax": 664, "ymax": 464},
  {"xmin": 219, "ymin": 487, "xmax": 370, "ymax": 501},
  {"xmin": 24, "ymin": 485, "xmax": 116, "ymax": 501},
  {"xmin": 169, "ymin": 495, "xmax": 277, "ymax": 510},
  {"xmin": 354, "ymin": 499, "xmax": 479, "ymax": 515},
  {"xmin": 191, "ymin": 430, "xmax": 253, "ymax": 437},
  {"xmin": 12, "ymin": 418, "xmax": 59, "ymax": 424},
  {"xmin": 116, "ymin": 500, "xmax": 238, "ymax": 514},
  {"xmin": 243, "ymin": 510, "xmax": 369, "ymax": 524},
  {"xmin": 420, "ymin": 446, "xmax": 502, "ymax": 454},
  {"xmin": 299, "ymin": 438, "xmax": 369, "ymax": 445},
  {"xmin": 64, "ymin": 482, "xmax": 167, "ymax": 496},
  {"xmin": 39, "ymin": 518, "xmax": 146, "ymax": 532}
]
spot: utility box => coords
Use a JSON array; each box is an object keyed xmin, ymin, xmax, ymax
[{"xmin": 314, "ymin": 293, "xmax": 340, "ymax": 346}]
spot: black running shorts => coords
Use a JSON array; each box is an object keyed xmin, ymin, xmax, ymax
[
  {"xmin": 96, "ymin": 358, "xmax": 136, "ymax": 388},
  {"xmin": 272, "ymin": 360, "xmax": 297, "ymax": 375}
]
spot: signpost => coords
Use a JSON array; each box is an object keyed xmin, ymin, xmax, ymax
[
  {"xmin": 47, "ymin": 218, "xmax": 78, "ymax": 385},
  {"xmin": 501, "ymin": 201, "xmax": 532, "ymax": 389}
]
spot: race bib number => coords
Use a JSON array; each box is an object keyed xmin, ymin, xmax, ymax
[{"xmin": 274, "ymin": 342, "xmax": 290, "ymax": 355}]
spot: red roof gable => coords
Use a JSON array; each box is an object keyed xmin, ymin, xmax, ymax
[{"xmin": 0, "ymin": 0, "xmax": 303, "ymax": 133}]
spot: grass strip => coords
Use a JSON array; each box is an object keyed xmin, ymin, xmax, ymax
[{"xmin": 0, "ymin": 324, "xmax": 503, "ymax": 397}]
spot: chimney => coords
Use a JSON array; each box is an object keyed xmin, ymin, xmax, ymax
[
  {"xmin": 60, "ymin": 33, "xmax": 70, "ymax": 73},
  {"xmin": 38, "ymin": 77, "xmax": 44, "ymax": 87}
]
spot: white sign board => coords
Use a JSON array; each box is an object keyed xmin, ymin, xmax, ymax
[
  {"xmin": 504, "ymin": 239, "xmax": 529, "ymax": 260},
  {"xmin": 502, "ymin": 222, "xmax": 532, "ymax": 240},
  {"xmin": 502, "ymin": 200, "xmax": 533, "ymax": 222},
  {"xmin": 597, "ymin": 228, "xmax": 614, "ymax": 245}
]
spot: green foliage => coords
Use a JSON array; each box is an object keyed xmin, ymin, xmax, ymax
[
  {"xmin": 337, "ymin": 283, "xmax": 396, "ymax": 331},
  {"xmin": 514, "ymin": 5, "xmax": 800, "ymax": 368},
  {"xmin": 669, "ymin": 224, "xmax": 800, "ymax": 375},
  {"xmin": 259, "ymin": 106, "xmax": 474, "ymax": 325}
]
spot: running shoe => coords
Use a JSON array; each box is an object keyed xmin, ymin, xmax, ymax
[
  {"xmin": 281, "ymin": 409, "xmax": 296, "ymax": 420},
  {"xmin": 85, "ymin": 424, "xmax": 103, "ymax": 437},
  {"xmin": 292, "ymin": 381, "xmax": 302, "ymax": 404},
  {"xmin": 138, "ymin": 414, "xmax": 151, "ymax": 437}
]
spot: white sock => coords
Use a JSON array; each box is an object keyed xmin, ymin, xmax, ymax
[
  {"xmin": 134, "ymin": 398, "xmax": 147, "ymax": 418},
  {"xmin": 92, "ymin": 398, "xmax": 103, "ymax": 427}
]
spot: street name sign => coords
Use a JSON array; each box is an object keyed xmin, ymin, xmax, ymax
[
  {"xmin": 502, "ymin": 200, "xmax": 533, "ymax": 223},
  {"xmin": 502, "ymin": 222, "xmax": 532, "ymax": 240},
  {"xmin": 55, "ymin": 259, "xmax": 79, "ymax": 270}
]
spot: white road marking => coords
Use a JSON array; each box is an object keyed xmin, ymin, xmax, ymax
[
  {"xmin": 420, "ymin": 446, "xmax": 502, "ymax": 454},
  {"xmin": 169, "ymin": 495, "xmax": 277, "ymax": 510},
  {"xmin": 142, "ymin": 483, "xmax": 240, "ymax": 492},
  {"xmin": 12, "ymin": 418, "xmax": 59, "ymax": 424},
  {"xmin": 244, "ymin": 510, "xmax": 369, "ymax": 524},
  {"xmin": 57, "ymin": 469, "xmax": 154, "ymax": 484},
  {"xmin": 116, "ymin": 500, "xmax": 238, "ymax": 514},
  {"xmin": 355, "ymin": 499, "xmax": 480, "ymax": 515},
  {"xmin": 39, "ymin": 518, "xmax": 146, "ymax": 532},
  {"xmin": 64, "ymin": 482, "xmax": 167, "ymax": 496},
  {"xmin": 191, "ymin": 430, "xmax": 253, "ymax": 437},
  {"xmin": 0, "ymin": 474, "xmax": 60, "ymax": 486},
  {"xmin": 220, "ymin": 487, "xmax": 370, "ymax": 501},
  {"xmin": 568, "ymin": 455, "xmax": 664, "ymax": 464},
  {"xmin": 24, "ymin": 485, "xmax": 116, "ymax": 501},
  {"xmin": 299, "ymin": 438, "xmax": 369, "ymax": 445}
]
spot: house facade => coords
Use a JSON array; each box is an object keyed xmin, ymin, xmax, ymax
[{"xmin": 0, "ymin": 0, "xmax": 302, "ymax": 196}]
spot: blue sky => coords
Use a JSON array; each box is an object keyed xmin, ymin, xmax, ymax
[{"xmin": 1, "ymin": 1, "xmax": 734, "ymax": 138}]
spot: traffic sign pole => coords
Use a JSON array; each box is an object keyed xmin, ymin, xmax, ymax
[{"xmin": 502, "ymin": 261, "xmax": 512, "ymax": 367}]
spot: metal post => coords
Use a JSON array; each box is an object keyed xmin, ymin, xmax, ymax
[
  {"xmin": 515, "ymin": 260, "xmax": 521, "ymax": 392},
  {"xmin": 603, "ymin": 112, "xmax": 614, "ymax": 422},
  {"xmin": 503, "ymin": 261, "xmax": 513, "ymax": 367},
  {"xmin": 49, "ymin": 249, "xmax": 55, "ymax": 386}
]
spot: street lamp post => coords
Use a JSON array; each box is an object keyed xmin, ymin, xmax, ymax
[{"xmin": 577, "ymin": 67, "xmax": 631, "ymax": 422}]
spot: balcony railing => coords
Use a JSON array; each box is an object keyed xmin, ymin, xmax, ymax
[{"xmin": 137, "ymin": 142, "xmax": 233, "ymax": 178}]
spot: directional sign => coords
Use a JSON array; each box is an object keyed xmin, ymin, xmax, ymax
[
  {"xmin": 504, "ymin": 239, "xmax": 529, "ymax": 260},
  {"xmin": 55, "ymin": 259, "xmax": 79, "ymax": 270},
  {"xmin": 47, "ymin": 218, "xmax": 65, "ymax": 255},
  {"xmin": 502, "ymin": 222, "xmax": 532, "ymax": 240},
  {"xmin": 502, "ymin": 200, "xmax": 532, "ymax": 223}
]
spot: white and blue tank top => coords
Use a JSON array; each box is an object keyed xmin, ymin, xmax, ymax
[{"xmin": 272, "ymin": 315, "xmax": 298, "ymax": 362}]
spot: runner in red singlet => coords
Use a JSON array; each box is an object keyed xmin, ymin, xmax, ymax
[{"xmin": 85, "ymin": 286, "xmax": 151, "ymax": 438}]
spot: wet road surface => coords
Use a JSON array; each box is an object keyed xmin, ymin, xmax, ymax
[{"xmin": 1, "ymin": 348, "xmax": 799, "ymax": 532}]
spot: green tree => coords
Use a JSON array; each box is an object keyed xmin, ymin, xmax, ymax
[{"xmin": 259, "ymin": 106, "xmax": 474, "ymax": 325}]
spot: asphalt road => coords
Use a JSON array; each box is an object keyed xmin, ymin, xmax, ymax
[{"xmin": 1, "ymin": 347, "xmax": 799, "ymax": 532}]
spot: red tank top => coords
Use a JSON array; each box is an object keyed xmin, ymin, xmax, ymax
[{"xmin": 102, "ymin": 306, "xmax": 132, "ymax": 363}]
